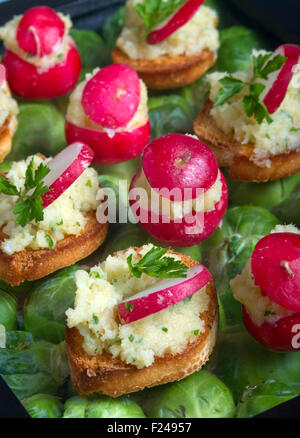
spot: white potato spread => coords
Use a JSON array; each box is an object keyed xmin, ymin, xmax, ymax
[
  {"xmin": 116, "ymin": 0, "xmax": 219, "ymax": 60},
  {"xmin": 0, "ymin": 154, "xmax": 99, "ymax": 255},
  {"xmin": 66, "ymin": 244, "xmax": 210, "ymax": 369},
  {"xmin": 207, "ymin": 50, "xmax": 300, "ymax": 168},
  {"xmin": 0, "ymin": 81, "xmax": 18, "ymax": 134},
  {"xmin": 0, "ymin": 13, "xmax": 73, "ymax": 73},
  {"xmin": 134, "ymin": 169, "xmax": 222, "ymax": 220},
  {"xmin": 230, "ymin": 224, "xmax": 300, "ymax": 326},
  {"xmin": 66, "ymin": 68, "xmax": 148, "ymax": 136}
]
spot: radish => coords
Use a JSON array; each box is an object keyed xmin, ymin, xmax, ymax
[
  {"xmin": 2, "ymin": 41, "xmax": 81, "ymax": 99},
  {"xmin": 81, "ymin": 64, "xmax": 141, "ymax": 129},
  {"xmin": 261, "ymin": 44, "xmax": 300, "ymax": 114},
  {"xmin": 16, "ymin": 6, "xmax": 65, "ymax": 57},
  {"xmin": 142, "ymin": 134, "xmax": 219, "ymax": 201},
  {"xmin": 242, "ymin": 306, "xmax": 300, "ymax": 352},
  {"xmin": 41, "ymin": 142, "xmax": 94, "ymax": 208},
  {"xmin": 0, "ymin": 64, "xmax": 6, "ymax": 87},
  {"xmin": 65, "ymin": 119, "xmax": 151, "ymax": 165},
  {"xmin": 118, "ymin": 263, "xmax": 212, "ymax": 324},
  {"xmin": 251, "ymin": 233, "xmax": 300, "ymax": 312},
  {"xmin": 129, "ymin": 170, "xmax": 228, "ymax": 247},
  {"xmin": 147, "ymin": 0, "xmax": 205, "ymax": 45}
]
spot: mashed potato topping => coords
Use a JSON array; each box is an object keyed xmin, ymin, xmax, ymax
[
  {"xmin": 116, "ymin": 1, "xmax": 219, "ymax": 60},
  {"xmin": 135, "ymin": 169, "xmax": 222, "ymax": 220},
  {"xmin": 0, "ymin": 81, "xmax": 18, "ymax": 134},
  {"xmin": 66, "ymin": 244, "xmax": 210, "ymax": 369},
  {"xmin": 66, "ymin": 69, "xmax": 148, "ymax": 136},
  {"xmin": 0, "ymin": 13, "xmax": 73, "ymax": 73},
  {"xmin": 230, "ymin": 224, "xmax": 300, "ymax": 326},
  {"xmin": 208, "ymin": 51, "xmax": 300, "ymax": 167},
  {"xmin": 0, "ymin": 155, "xmax": 99, "ymax": 255}
]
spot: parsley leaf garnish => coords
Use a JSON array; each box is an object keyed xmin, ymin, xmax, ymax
[
  {"xmin": 0, "ymin": 158, "xmax": 50, "ymax": 227},
  {"xmin": 134, "ymin": 0, "xmax": 186, "ymax": 36},
  {"xmin": 214, "ymin": 52, "xmax": 287, "ymax": 124},
  {"xmin": 127, "ymin": 246, "xmax": 188, "ymax": 279}
]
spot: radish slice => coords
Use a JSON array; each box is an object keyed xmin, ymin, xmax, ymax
[
  {"xmin": 81, "ymin": 64, "xmax": 141, "ymax": 129},
  {"xmin": 0, "ymin": 64, "xmax": 6, "ymax": 87},
  {"xmin": 147, "ymin": 0, "xmax": 205, "ymax": 45},
  {"xmin": 17, "ymin": 6, "xmax": 65, "ymax": 57},
  {"xmin": 118, "ymin": 264, "xmax": 212, "ymax": 324},
  {"xmin": 142, "ymin": 134, "xmax": 218, "ymax": 201},
  {"xmin": 41, "ymin": 142, "xmax": 94, "ymax": 208},
  {"xmin": 261, "ymin": 44, "xmax": 300, "ymax": 114},
  {"xmin": 251, "ymin": 232, "xmax": 300, "ymax": 312}
]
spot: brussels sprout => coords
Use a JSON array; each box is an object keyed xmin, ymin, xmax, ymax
[
  {"xmin": 228, "ymin": 172, "xmax": 300, "ymax": 210},
  {"xmin": 0, "ymin": 290, "xmax": 17, "ymax": 331},
  {"xmin": 63, "ymin": 395, "xmax": 146, "ymax": 418},
  {"xmin": 200, "ymin": 207, "xmax": 280, "ymax": 328},
  {"xmin": 272, "ymin": 190, "xmax": 300, "ymax": 227},
  {"xmin": 216, "ymin": 26, "xmax": 269, "ymax": 73},
  {"xmin": 22, "ymin": 394, "xmax": 64, "ymax": 418},
  {"xmin": 137, "ymin": 370, "xmax": 235, "ymax": 418},
  {"xmin": 100, "ymin": 224, "xmax": 201, "ymax": 262},
  {"xmin": 9, "ymin": 104, "xmax": 66, "ymax": 161},
  {"xmin": 0, "ymin": 331, "xmax": 69, "ymax": 399},
  {"xmin": 207, "ymin": 331, "xmax": 300, "ymax": 403},
  {"xmin": 236, "ymin": 380, "xmax": 300, "ymax": 418},
  {"xmin": 70, "ymin": 29, "xmax": 108, "ymax": 71},
  {"xmin": 24, "ymin": 266, "xmax": 80, "ymax": 344},
  {"xmin": 148, "ymin": 77, "xmax": 209, "ymax": 139}
]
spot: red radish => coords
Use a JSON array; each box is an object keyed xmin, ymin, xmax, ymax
[
  {"xmin": 2, "ymin": 41, "xmax": 81, "ymax": 99},
  {"xmin": 242, "ymin": 306, "xmax": 300, "ymax": 352},
  {"xmin": 261, "ymin": 44, "xmax": 300, "ymax": 114},
  {"xmin": 118, "ymin": 263, "xmax": 212, "ymax": 324},
  {"xmin": 251, "ymin": 233, "xmax": 300, "ymax": 312},
  {"xmin": 129, "ymin": 170, "xmax": 228, "ymax": 247},
  {"xmin": 0, "ymin": 64, "xmax": 6, "ymax": 87},
  {"xmin": 16, "ymin": 6, "xmax": 65, "ymax": 57},
  {"xmin": 65, "ymin": 119, "xmax": 151, "ymax": 165},
  {"xmin": 41, "ymin": 142, "xmax": 94, "ymax": 208},
  {"xmin": 82, "ymin": 64, "xmax": 141, "ymax": 129},
  {"xmin": 142, "ymin": 134, "xmax": 218, "ymax": 201},
  {"xmin": 147, "ymin": 0, "xmax": 205, "ymax": 45}
]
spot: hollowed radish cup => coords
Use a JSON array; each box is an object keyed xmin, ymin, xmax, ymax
[
  {"xmin": 2, "ymin": 42, "xmax": 81, "ymax": 99},
  {"xmin": 65, "ymin": 119, "xmax": 151, "ymax": 165},
  {"xmin": 129, "ymin": 171, "xmax": 228, "ymax": 247}
]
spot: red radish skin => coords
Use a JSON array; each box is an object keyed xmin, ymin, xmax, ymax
[
  {"xmin": 118, "ymin": 264, "xmax": 212, "ymax": 324},
  {"xmin": 16, "ymin": 6, "xmax": 65, "ymax": 57},
  {"xmin": 261, "ymin": 44, "xmax": 300, "ymax": 114},
  {"xmin": 242, "ymin": 306, "xmax": 300, "ymax": 352},
  {"xmin": 0, "ymin": 64, "xmax": 7, "ymax": 87},
  {"xmin": 129, "ymin": 171, "xmax": 228, "ymax": 247},
  {"xmin": 65, "ymin": 119, "xmax": 151, "ymax": 165},
  {"xmin": 251, "ymin": 233, "xmax": 300, "ymax": 312},
  {"xmin": 142, "ymin": 134, "xmax": 218, "ymax": 201},
  {"xmin": 147, "ymin": 0, "xmax": 205, "ymax": 45},
  {"xmin": 41, "ymin": 142, "xmax": 94, "ymax": 208},
  {"xmin": 2, "ymin": 42, "xmax": 81, "ymax": 99},
  {"xmin": 82, "ymin": 64, "xmax": 141, "ymax": 129}
]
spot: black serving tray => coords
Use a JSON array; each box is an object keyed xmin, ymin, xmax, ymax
[{"xmin": 0, "ymin": 0, "xmax": 300, "ymax": 420}]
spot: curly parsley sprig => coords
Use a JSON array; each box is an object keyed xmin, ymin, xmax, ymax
[
  {"xmin": 0, "ymin": 158, "xmax": 50, "ymax": 227},
  {"xmin": 214, "ymin": 52, "xmax": 287, "ymax": 124},
  {"xmin": 134, "ymin": 0, "xmax": 186, "ymax": 36},
  {"xmin": 127, "ymin": 246, "xmax": 188, "ymax": 279}
]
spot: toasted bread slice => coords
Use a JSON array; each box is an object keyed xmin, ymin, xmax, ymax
[
  {"xmin": 66, "ymin": 249, "xmax": 218, "ymax": 397},
  {"xmin": 0, "ymin": 213, "xmax": 108, "ymax": 286},
  {"xmin": 194, "ymin": 99, "xmax": 300, "ymax": 182},
  {"xmin": 0, "ymin": 118, "xmax": 13, "ymax": 163},
  {"xmin": 112, "ymin": 47, "xmax": 216, "ymax": 90}
]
